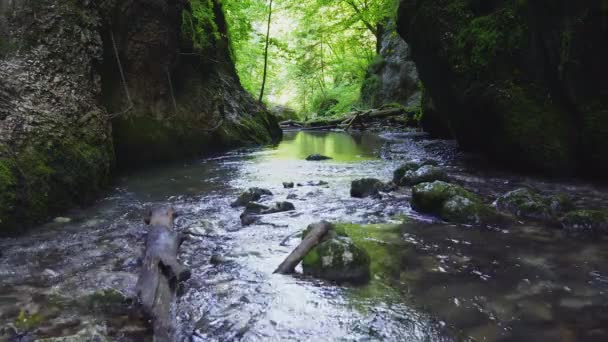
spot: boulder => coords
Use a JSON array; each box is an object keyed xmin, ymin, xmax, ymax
[
  {"xmin": 411, "ymin": 181, "xmax": 505, "ymax": 224},
  {"xmin": 400, "ymin": 165, "xmax": 448, "ymax": 186},
  {"xmin": 306, "ymin": 154, "xmax": 332, "ymax": 161},
  {"xmin": 283, "ymin": 182, "xmax": 294, "ymax": 189},
  {"xmin": 560, "ymin": 210, "xmax": 608, "ymax": 237},
  {"xmin": 351, "ymin": 178, "xmax": 386, "ymax": 198},
  {"xmin": 240, "ymin": 201, "xmax": 295, "ymax": 226},
  {"xmin": 231, "ymin": 188, "xmax": 273, "ymax": 207},
  {"xmin": 393, "ymin": 160, "xmax": 438, "ymax": 183},
  {"xmin": 496, "ymin": 188, "xmax": 574, "ymax": 221},
  {"xmin": 302, "ymin": 233, "xmax": 370, "ymax": 283}
]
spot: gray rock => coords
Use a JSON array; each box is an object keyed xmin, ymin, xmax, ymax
[
  {"xmin": 283, "ymin": 182, "xmax": 294, "ymax": 189},
  {"xmin": 350, "ymin": 178, "xmax": 386, "ymax": 198},
  {"xmin": 306, "ymin": 154, "xmax": 332, "ymax": 161},
  {"xmin": 231, "ymin": 188, "xmax": 273, "ymax": 207},
  {"xmin": 400, "ymin": 165, "xmax": 448, "ymax": 186}
]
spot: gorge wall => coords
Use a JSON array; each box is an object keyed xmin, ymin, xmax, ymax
[
  {"xmin": 397, "ymin": 0, "xmax": 608, "ymax": 177},
  {"xmin": 0, "ymin": 0, "xmax": 280, "ymax": 232}
]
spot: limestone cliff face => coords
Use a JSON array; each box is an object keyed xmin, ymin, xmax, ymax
[
  {"xmin": 397, "ymin": 0, "xmax": 608, "ymax": 177},
  {"xmin": 99, "ymin": 0, "xmax": 281, "ymax": 165},
  {"xmin": 0, "ymin": 0, "xmax": 280, "ymax": 232},
  {"xmin": 361, "ymin": 21, "xmax": 421, "ymax": 109}
]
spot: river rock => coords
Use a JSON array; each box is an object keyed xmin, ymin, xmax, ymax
[
  {"xmin": 412, "ymin": 181, "xmax": 505, "ymax": 224},
  {"xmin": 306, "ymin": 154, "xmax": 332, "ymax": 161},
  {"xmin": 559, "ymin": 210, "xmax": 608, "ymax": 237},
  {"xmin": 393, "ymin": 160, "xmax": 438, "ymax": 183},
  {"xmin": 283, "ymin": 182, "xmax": 294, "ymax": 189},
  {"xmin": 351, "ymin": 178, "xmax": 387, "ymax": 198},
  {"xmin": 231, "ymin": 188, "xmax": 273, "ymax": 207},
  {"xmin": 262, "ymin": 201, "xmax": 296, "ymax": 214},
  {"xmin": 400, "ymin": 165, "xmax": 448, "ymax": 186},
  {"xmin": 302, "ymin": 235, "xmax": 370, "ymax": 283},
  {"xmin": 496, "ymin": 188, "xmax": 574, "ymax": 221},
  {"xmin": 240, "ymin": 201, "xmax": 295, "ymax": 226}
]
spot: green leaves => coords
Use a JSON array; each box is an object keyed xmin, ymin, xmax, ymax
[{"xmin": 220, "ymin": 0, "xmax": 399, "ymax": 117}]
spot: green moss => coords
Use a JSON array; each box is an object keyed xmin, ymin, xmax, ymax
[
  {"xmin": 183, "ymin": 0, "xmax": 221, "ymax": 51},
  {"xmin": 335, "ymin": 223, "xmax": 403, "ymax": 278},
  {"xmin": 0, "ymin": 159, "xmax": 17, "ymax": 226},
  {"xmin": 411, "ymin": 181, "xmax": 507, "ymax": 224},
  {"xmin": 15, "ymin": 309, "xmax": 43, "ymax": 331},
  {"xmin": 496, "ymin": 84, "xmax": 576, "ymax": 172},
  {"xmin": 455, "ymin": 6, "xmax": 527, "ymax": 73},
  {"xmin": 0, "ymin": 138, "xmax": 111, "ymax": 232}
]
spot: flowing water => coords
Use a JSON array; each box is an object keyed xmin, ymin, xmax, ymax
[{"xmin": 1, "ymin": 131, "xmax": 607, "ymax": 341}]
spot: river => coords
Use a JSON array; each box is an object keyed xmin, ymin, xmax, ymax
[{"xmin": 1, "ymin": 131, "xmax": 607, "ymax": 341}]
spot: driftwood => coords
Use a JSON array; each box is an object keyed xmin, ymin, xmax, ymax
[
  {"xmin": 137, "ymin": 207, "xmax": 190, "ymax": 342},
  {"xmin": 274, "ymin": 221, "xmax": 331, "ymax": 274},
  {"xmin": 279, "ymin": 107, "xmax": 412, "ymax": 131}
]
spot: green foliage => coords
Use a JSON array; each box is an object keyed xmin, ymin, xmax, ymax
[
  {"xmin": 455, "ymin": 7, "xmax": 527, "ymax": 72},
  {"xmin": 183, "ymin": 0, "xmax": 221, "ymax": 51},
  {"xmin": 222, "ymin": 0, "xmax": 398, "ymax": 118}
]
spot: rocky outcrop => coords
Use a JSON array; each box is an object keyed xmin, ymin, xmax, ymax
[
  {"xmin": 397, "ymin": 0, "xmax": 608, "ymax": 177},
  {"xmin": 361, "ymin": 20, "xmax": 421, "ymax": 109},
  {"xmin": 99, "ymin": 0, "xmax": 281, "ymax": 165},
  {"xmin": 0, "ymin": 0, "xmax": 281, "ymax": 232}
]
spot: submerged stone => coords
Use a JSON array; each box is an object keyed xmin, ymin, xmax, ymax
[
  {"xmin": 560, "ymin": 210, "xmax": 608, "ymax": 237},
  {"xmin": 231, "ymin": 187, "xmax": 273, "ymax": 207},
  {"xmin": 306, "ymin": 154, "xmax": 332, "ymax": 161},
  {"xmin": 400, "ymin": 165, "xmax": 448, "ymax": 186},
  {"xmin": 350, "ymin": 178, "xmax": 386, "ymax": 198}
]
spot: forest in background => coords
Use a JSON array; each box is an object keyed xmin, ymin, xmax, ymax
[{"xmin": 212, "ymin": 0, "xmax": 398, "ymax": 118}]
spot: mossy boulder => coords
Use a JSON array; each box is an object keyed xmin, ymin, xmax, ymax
[
  {"xmin": 559, "ymin": 210, "xmax": 608, "ymax": 237},
  {"xmin": 400, "ymin": 165, "xmax": 448, "ymax": 186},
  {"xmin": 496, "ymin": 188, "xmax": 573, "ymax": 222},
  {"xmin": 393, "ymin": 160, "xmax": 438, "ymax": 183},
  {"xmin": 350, "ymin": 178, "xmax": 387, "ymax": 198},
  {"xmin": 231, "ymin": 187, "xmax": 273, "ymax": 207},
  {"xmin": 397, "ymin": 0, "xmax": 608, "ymax": 177},
  {"xmin": 411, "ymin": 181, "xmax": 506, "ymax": 224},
  {"xmin": 302, "ymin": 224, "xmax": 370, "ymax": 283}
]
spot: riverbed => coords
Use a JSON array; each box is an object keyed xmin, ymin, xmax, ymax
[{"xmin": 1, "ymin": 130, "xmax": 607, "ymax": 341}]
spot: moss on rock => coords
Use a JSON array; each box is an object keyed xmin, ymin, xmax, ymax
[
  {"xmin": 560, "ymin": 210, "xmax": 608, "ymax": 237},
  {"xmin": 301, "ymin": 222, "xmax": 371, "ymax": 283},
  {"xmin": 411, "ymin": 181, "xmax": 507, "ymax": 224}
]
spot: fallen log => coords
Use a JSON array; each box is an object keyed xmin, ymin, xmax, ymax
[
  {"xmin": 274, "ymin": 221, "xmax": 332, "ymax": 274},
  {"xmin": 279, "ymin": 107, "xmax": 411, "ymax": 131},
  {"xmin": 137, "ymin": 206, "xmax": 190, "ymax": 342}
]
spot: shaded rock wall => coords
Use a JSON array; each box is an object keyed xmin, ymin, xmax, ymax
[
  {"xmin": 100, "ymin": 0, "xmax": 281, "ymax": 166},
  {"xmin": 0, "ymin": 0, "xmax": 280, "ymax": 232},
  {"xmin": 397, "ymin": 0, "xmax": 608, "ymax": 177},
  {"xmin": 361, "ymin": 21, "xmax": 421, "ymax": 109}
]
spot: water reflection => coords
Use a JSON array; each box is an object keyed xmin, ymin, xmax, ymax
[{"xmin": 274, "ymin": 131, "xmax": 383, "ymax": 162}]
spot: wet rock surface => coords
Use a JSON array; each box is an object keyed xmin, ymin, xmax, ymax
[
  {"xmin": 231, "ymin": 187, "xmax": 273, "ymax": 207},
  {"xmin": 306, "ymin": 154, "xmax": 332, "ymax": 161},
  {"xmin": 351, "ymin": 178, "xmax": 387, "ymax": 198},
  {"xmin": 411, "ymin": 181, "xmax": 506, "ymax": 225}
]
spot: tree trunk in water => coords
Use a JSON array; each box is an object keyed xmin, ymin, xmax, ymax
[
  {"xmin": 137, "ymin": 226, "xmax": 190, "ymax": 342},
  {"xmin": 274, "ymin": 221, "xmax": 332, "ymax": 274},
  {"xmin": 259, "ymin": 0, "xmax": 273, "ymax": 103}
]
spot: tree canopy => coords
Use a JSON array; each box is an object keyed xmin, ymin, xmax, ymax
[{"xmin": 221, "ymin": 0, "xmax": 398, "ymax": 118}]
